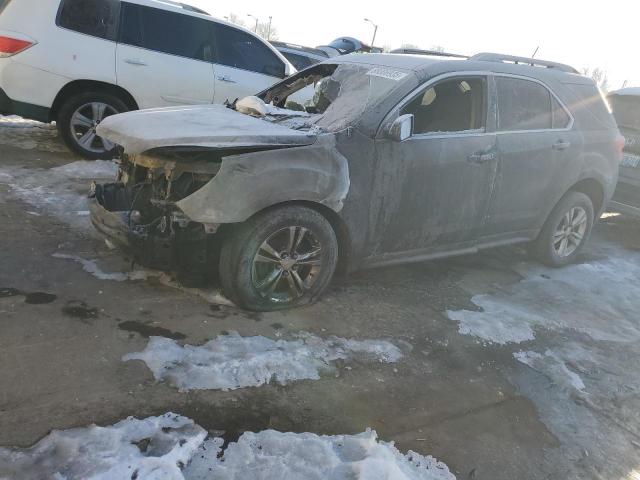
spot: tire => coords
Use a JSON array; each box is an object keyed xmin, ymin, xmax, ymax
[
  {"xmin": 219, "ymin": 205, "xmax": 339, "ymax": 311},
  {"xmin": 57, "ymin": 91, "xmax": 129, "ymax": 159},
  {"xmin": 531, "ymin": 191, "xmax": 594, "ymax": 267}
]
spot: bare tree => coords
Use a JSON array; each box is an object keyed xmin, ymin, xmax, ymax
[
  {"xmin": 582, "ymin": 67, "xmax": 610, "ymax": 92},
  {"xmin": 429, "ymin": 45, "xmax": 445, "ymax": 53},
  {"xmin": 400, "ymin": 43, "xmax": 421, "ymax": 50},
  {"xmin": 225, "ymin": 13, "xmax": 246, "ymax": 27},
  {"xmin": 256, "ymin": 21, "xmax": 279, "ymax": 41}
]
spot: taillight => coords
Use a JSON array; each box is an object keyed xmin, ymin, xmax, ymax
[{"xmin": 0, "ymin": 35, "xmax": 34, "ymax": 58}]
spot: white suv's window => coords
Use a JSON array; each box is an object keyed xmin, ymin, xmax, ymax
[
  {"xmin": 119, "ymin": 3, "xmax": 213, "ymax": 62},
  {"xmin": 213, "ymin": 24, "xmax": 285, "ymax": 78},
  {"xmin": 57, "ymin": 0, "xmax": 120, "ymax": 41},
  {"xmin": 496, "ymin": 77, "xmax": 552, "ymax": 131}
]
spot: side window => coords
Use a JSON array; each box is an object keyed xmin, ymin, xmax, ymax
[
  {"xmin": 57, "ymin": 0, "xmax": 120, "ymax": 41},
  {"xmin": 400, "ymin": 77, "xmax": 486, "ymax": 134},
  {"xmin": 496, "ymin": 77, "xmax": 552, "ymax": 131},
  {"xmin": 119, "ymin": 3, "xmax": 213, "ymax": 62},
  {"xmin": 213, "ymin": 24, "xmax": 285, "ymax": 78},
  {"xmin": 551, "ymin": 95, "xmax": 571, "ymax": 129},
  {"xmin": 282, "ymin": 52, "xmax": 316, "ymax": 71}
]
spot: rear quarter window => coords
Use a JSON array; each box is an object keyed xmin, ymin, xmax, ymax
[
  {"xmin": 563, "ymin": 82, "xmax": 617, "ymax": 131},
  {"xmin": 57, "ymin": 0, "xmax": 120, "ymax": 41}
]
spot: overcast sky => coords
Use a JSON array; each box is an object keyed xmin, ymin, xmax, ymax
[{"xmin": 189, "ymin": 0, "xmax": 637, "ymax": 90}]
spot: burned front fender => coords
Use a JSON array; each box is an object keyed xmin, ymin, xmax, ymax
[{"xmin": 176, "ymin": 135, "xmax": 350, "ymax": 224}]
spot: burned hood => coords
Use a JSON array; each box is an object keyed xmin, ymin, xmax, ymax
[{"xmin": 97, "ymin": 104, "xmax": 318, "ymax": 155}]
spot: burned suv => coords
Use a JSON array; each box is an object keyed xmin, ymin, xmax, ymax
[{"xmin": 91, "ymin": 53, "xmax": 622, "ymax": 311}]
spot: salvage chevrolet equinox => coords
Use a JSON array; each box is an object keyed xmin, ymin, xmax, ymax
[{"xmin": 89, "ymin": 52, "xmax": 623, "ymax": 311}]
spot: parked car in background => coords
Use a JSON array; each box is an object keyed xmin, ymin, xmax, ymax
[
  {"xmin": 89, "ymin": 52, "xmax": 622, "ymax": 311},
  {"xmin": 607, "ymin": 88, "xmax": 640, "ymax": 217},
  {"xmin": 316, "ymin": 37, "xmax": 372, "ymax": 57},
  {"xmin": 0, "ymin": 0, "xmax": 295, "ymax": 158},
  {"xmin": 270, "ymin": 41, "xmax": 328, "ymax": 71}
]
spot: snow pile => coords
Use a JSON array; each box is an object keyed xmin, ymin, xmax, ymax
[
  {"xmin": 0, "ymin": 415, "xmax": 454, "ymax": 480},
  {"xmin": 185, "ymin": 429, "xmax": 455, "ymax": 480},
  {"xmin": 447, "ymin": 243, "xmax": 640, "ymax": 344},
  {"xmin": 0, "ymin": 160, "xmax": 118, "ymax": 230},
  {"xmin": 514, "ymin": 350, "xmax": 586, "ymax": 393},
  {"xmin": 0, "ymin": 114, "xmax": 66, "ymax": 152},
  {"xmin": 124, "ymin": 332, "xmax": 404, "ymax": 391},
  {"xmin": 0, "ymin": 413, "xmax": 207, "ymax": 480}
]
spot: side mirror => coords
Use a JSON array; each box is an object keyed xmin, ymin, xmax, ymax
[{"xmin": 388, "ymin": 114, "xmax": 414, "ymax": 142}]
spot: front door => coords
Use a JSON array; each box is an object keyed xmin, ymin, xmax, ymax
[
  {"xmin": 116, "ymin": 2, "xmax": 215, "ymax": 109},
  {"xmin": 368, "ymin": 75, "xmax": 499, "ymax": 256}
]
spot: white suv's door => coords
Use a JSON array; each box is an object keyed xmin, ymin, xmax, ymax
[
  {"xmin": 116, "ymin": 2, "xmax": 214, "ymax": 109},
  {"xmin": 211, "ymin": 22, "xmax": 287, "ymax": 103}
]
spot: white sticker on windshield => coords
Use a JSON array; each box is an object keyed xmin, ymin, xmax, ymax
[{"xmin": 367, "ymin": 67, "xmax": 408, "ymax": 81}]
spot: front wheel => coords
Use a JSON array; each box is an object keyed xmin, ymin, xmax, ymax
[
  {"xmin": 219, "ymin": 205, "xmax": 339, "ymax": 311},
  {"xmin": 57, "ymin": 91, "xmax": 128, "ymax": 159},
  {"xmin": 531, "ymin": 191, "xmax": 594, "ymax": 267}
]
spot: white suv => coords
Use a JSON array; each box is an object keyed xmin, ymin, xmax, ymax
[{"xmin": 0, "ymin": 0, "xmax": 296, "ymax": 158}]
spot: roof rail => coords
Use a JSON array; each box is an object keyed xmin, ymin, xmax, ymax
[
  {"xmin": 156, "ymin": 1, "xmax": 210, "ymax": 15},
  {"xmin": 391, "ymin": 48, "xmax": 468, "ymax": 59},
  {"xmin": 470, "ymin": 52, "xmax": 578, "ymax": 74}
]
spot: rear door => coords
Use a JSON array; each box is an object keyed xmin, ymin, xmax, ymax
[
  {"xmin": 487, "ymin": 75, "xmax": 575, "ymax": 235},
  {"xmin": 116, "ymin": 2, "xmax": 214, "ymax": 109},
  {"xmin": 211, "ymin": 22, "xmax": 287, "ymax": 103}
]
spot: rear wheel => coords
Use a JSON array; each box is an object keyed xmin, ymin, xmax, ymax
[
  {"xmin": 531, "ymin": 191, "xmax": 594, "ymax": 267},
  {"xmin": 57, "ymin": 91, "xmax": 128, "ymax": 159},
  {"xmin": 219, "ymin": 205, "xmax": 338, "ymax": 311}
]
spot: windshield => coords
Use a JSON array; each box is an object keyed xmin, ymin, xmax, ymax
[
  {"xmin": 259, "ymin": 62, "xmax": 413, "ymax": 132},
  {"xmin": 609, "ymin": 95, "xmax": 640, "ymax": 132}
]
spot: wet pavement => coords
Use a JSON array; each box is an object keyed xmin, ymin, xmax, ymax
[{"xmin": 1, "ymin": 117, "xmax": 639, "ymax": 479}]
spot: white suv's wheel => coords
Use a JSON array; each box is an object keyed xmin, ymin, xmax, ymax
[{"xmin": 58, "ymin": 92, "xmax": 128, "ymax": 159}]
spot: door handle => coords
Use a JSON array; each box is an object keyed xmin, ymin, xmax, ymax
[
  {"xmin": 467, "ymin": 152, "xmax": 496, "ymax": 164},
  {"xmin": 217, "ymin": 75, "xmax": 236, "ymax": 83},
  {"xmin": 124, "ymin": 58, "xmax": 147, "ymax": 66},
  {"xmin": 553, "ymin": 140, "xmax": 571, "ymax": 151}
]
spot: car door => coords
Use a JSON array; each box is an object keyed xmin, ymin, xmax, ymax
[
  {"xmin": 211, "ymin": 22, "xmax": 287, "ymax": 103},
  {"xmin": 487, "ymin": 75, "xmax": 575, "ymax": 235},
  {"xmin": 369, "ymin": 75, "xmax": 499, "ymax": 256},
  {"xmin": 116, "ymin": 2, "xmax": 215, "ymax": 110}
]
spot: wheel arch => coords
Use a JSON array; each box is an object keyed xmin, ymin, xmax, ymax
[
  {"xmin": 219, "ymin": 199, "xmax": 354, "ymax": 276},
  {"xmin": 50, "ymin": 80, "xmax": 139, "ymax": 121},
  {"xmin": 568, "ymin": 178, "xmax": 605, "ymax": 216}
]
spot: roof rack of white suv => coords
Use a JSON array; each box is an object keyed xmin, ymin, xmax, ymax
[
  {"xmin": 470, "ymin": 53, "xmax": 578, "ymax": 74},
  {"xmin": 155, "ymin": 1, "xmax": 210, "ymax": 15}
]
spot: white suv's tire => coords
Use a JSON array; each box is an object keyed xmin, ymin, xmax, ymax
[{"xmin": 57, "ymin": 92, "xmax": 128, "ymax": 159}]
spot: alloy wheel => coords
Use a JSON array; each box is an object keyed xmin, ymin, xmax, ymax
[
  {"xmin": 553, "ymin": 206, "xmax": 588, "ymax": 257},
  {"xmin": 70, "ymin": 102, "xmax": 118, "ymax": 154},
  {"xmin": 251, "ymin": 226, "xmax": 323, "ymax": 304}
]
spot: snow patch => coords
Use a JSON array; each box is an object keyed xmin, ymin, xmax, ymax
[
  {"xmin": 0, "ymin": 114, "xmax": 66, "ymax": 152},
  {"xmin": 185, "ymin": 429, "xmax": 455, "ymax": 480},
  {"xmin": 447, "ymin": 243, "xmax": 640, "ymax": 344},
  {"xmin": 0, "ymin": 160, "xmax": 118, "ymax": 230},
  {"xmin": 51, "ymin": 253, "xmax": 234, "ymax": 305},
  {"xmin": 0, "ymin": 415, "xmax": 454, "ymax": 480},
  {"xmin": 124, "ymin": 332, "xmax": 404, "ymax": 392},
  {"xmin": 0, "ymin": 413, "xmax": 207, "ymax": 480},
  {"xmin": 514, "ymin": 350, "xmax": 586, "ymax": 393}
]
